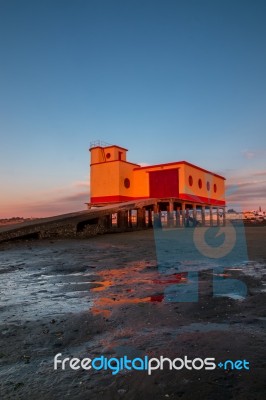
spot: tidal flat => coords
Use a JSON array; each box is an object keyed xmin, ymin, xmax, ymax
[{"xmin": 0, "ymin": 228, "xmax": 265, "ymax": 400}]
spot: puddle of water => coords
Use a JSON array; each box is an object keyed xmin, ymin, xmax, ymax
[
  {"xmin": 1, "ymin": 241, "xmax": 265, "ymax": 323},
  {"xmin": 0, "ymin": 263, "xmax": 94, "ymax": 322},
  {"xmin": 215, "ymin": 293, "xmax": 245, "ymax": 301},
  {"xmin": 227, "ymin": 261, "xmax": 266, "ymax": 279},
  {"xmin": 89, "ymin": 261, "xmax": 188, "ymax": 316}
]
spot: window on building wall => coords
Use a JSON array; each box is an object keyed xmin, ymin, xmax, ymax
[
  {"xmin": 106, "ymin": 153, "xmax": 111, "ymax": 159},
  {"xmin": 189, "ymin": 175, "xmax": 193, "ymax": 186},
  {"xmin": 124, "ymin": 178, "xmax": 130, "ymax": 188},
  {"xmin": 214, "ymin": 183, "xmax": 217, "ymax": 193},
  {"xmin": 198, "ymin": 178, "xmax": 202, "ymax": 189},
  {"xmin": 207, "ymin": 181, "xmax": 210, "ymax": 191}
]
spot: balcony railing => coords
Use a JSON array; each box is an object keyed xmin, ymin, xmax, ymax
[{"xmin": 89, "ymin": 140, "xmax": 112, "ymax": 148}]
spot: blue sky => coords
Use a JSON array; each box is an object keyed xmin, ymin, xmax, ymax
[{"xmin": 1, "ymin": 0, "xmax": 266, "ymax": 217}]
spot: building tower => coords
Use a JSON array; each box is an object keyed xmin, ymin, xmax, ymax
[{"xmin": 89, "ymin": 141, "xmax": 139, "ymax": 204}]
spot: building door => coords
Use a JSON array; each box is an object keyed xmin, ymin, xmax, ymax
[{"xmin": 149, "ymin": 169, "xmax": 179, "ymax": 198}]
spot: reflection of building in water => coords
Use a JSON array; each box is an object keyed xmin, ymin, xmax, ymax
[{"xmin": 89, "ymin": 141, "xmax": 226, "ymax": 226}]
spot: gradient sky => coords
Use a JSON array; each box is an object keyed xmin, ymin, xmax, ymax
[{"xmin": 1, "ymin": 0, "xmax": 266, "ymax": 218}]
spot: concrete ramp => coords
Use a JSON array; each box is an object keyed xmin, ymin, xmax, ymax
[{"xmin": 0, "ymin": 199, "xmax": 157, "ymax": 243}]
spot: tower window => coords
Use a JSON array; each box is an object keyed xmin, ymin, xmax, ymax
[
  {"xmin": 207, "ymin": 181, "xmax": 210, "ymax": 191},
  {"xmin": 188, "ymin": 175, "xmax": 193, "ymax": 186},
  {"xmin": 124, "ymin": 178, "xmax": 130, "ymax": 188},
  {"xmin": 214, "ymin": 183, "xmax": 217, "ymax": 193},
  {"xmin": 106, "ymin": 153, "xmax": 111, "ymax": 159}
]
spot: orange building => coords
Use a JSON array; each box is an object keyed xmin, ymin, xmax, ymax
[{"xmin": 89, "ymin": 141, "xmax": 225, "ymax": 207}]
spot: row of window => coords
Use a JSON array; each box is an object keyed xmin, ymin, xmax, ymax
[
  {"xmin": 124, "ymin": 176, "xmax": 217, "ymax": 192},
  {"xmin": 188, "ymin": 175, "xmax": 217, "ymax": 193}
]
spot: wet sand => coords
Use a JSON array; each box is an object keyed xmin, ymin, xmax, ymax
[{"xmin": 0, "ymin": 227, "xmax": 265, "ymax": 399}]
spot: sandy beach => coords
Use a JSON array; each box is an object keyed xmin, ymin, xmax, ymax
[{"xmin": 0, "ymin": 227, "xmax": 265, "ymax": 399}]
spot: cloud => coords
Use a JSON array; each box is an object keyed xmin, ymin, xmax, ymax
[
  {"xmin": 241, "ymin": 149, "xmax": 266, "ymax": 160},
  {"xmin": 227, "ymin": 185, "xmax": 266, "ymax": 201},
  {"xmin": 226, "ymin": 172, "xmax": 266, "ymax": 210},
  {"xmin": 57, "ymin": 191, "xmax": 89, "ymax": 202},
  {"xmin": 72, "ymin": 180, "xmax": 90, "ymax": 189},
  {"xmin": 227, "ymin": 180, "xmax": 266, "ymax": 190},
  {"xmin": 0, "ymin": 177, "xmax": 91, "ymax": 218},
  {"xmin": 252, "ymin": 170, "xmax": 266, "ymax": 177}
]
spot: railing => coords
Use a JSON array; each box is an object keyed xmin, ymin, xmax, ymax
[{"xmin": 89, "ymin": 140, "xmax": 112, "ymax": 148}]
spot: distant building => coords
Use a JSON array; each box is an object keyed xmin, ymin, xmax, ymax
[{"xmin": 89, "ymin": 142, "xmax": 225, "ymax": 210}]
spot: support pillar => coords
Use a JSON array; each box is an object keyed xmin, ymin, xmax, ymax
[
  {"xmin": 181, "ymin": 203, "xmax": 186, "ymax": 226},
  {"xmin": 217, "ymin": 208, "xmax": 220, "ymax": 226},
  {"xmin": 168, "ymin": 200, "xmax": 174, "ymax": 227},
  {"xmin": 223, "ymin": 208, "xmax": 226, "ymax": 226},
  {"xmin": 104, "ymin": 214, "xmax": 112, "ymax": 229},
  {"xmin": 153, "ymin": 203, "xmax": 161, "ymax": 228},
  {"xmin": 176, "ymin": 207, "xmax": 181, "ymax": 227},
  {"xmin": 137, "ymin": 208, "xmax": 146, "ymax": 228},
  {"xmin": 124, "ymin": 211, "xmax": 128, "ymax": 227},
  {"xmin": 201, "ymin": 206, "xmax": 206, "ymax": 226},
  {"xmin": 148, "ymin": 209, "xmax": 153, "ymax": 228},
  {"xmin": 117, "ymin": 210, "xmax": 127, "ymax": 229},
  {"xmin": 193, "ymin": 205, "xmax": 197, "ymax": 226},
  {"xmin": 128, "ymin": 210, "xmax": 132, "ymax": 228},
  {"xmin": 210, "ymin": 206, "xmax": 213, "ymax": 227},
  {"xmin": 169, "ymin": 200, "xmax": 174, "ymax": 212}
]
